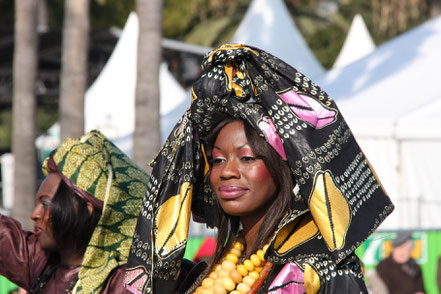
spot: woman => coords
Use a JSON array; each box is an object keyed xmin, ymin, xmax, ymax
[
  {"xmin": 124, "ymin": 44, "xmax": 394, "ymax": 293},
  {"xmin": 0, "ymin": 130, "xmax": 149, "ymax": 293}
]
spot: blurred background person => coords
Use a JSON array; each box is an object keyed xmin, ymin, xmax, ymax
[{"xmin": 377, "ymin": 232, "xmax": 425, "ymax": 294}]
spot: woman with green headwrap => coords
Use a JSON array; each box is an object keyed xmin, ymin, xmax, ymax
[
  {"xmin": 124, "ymin": 44, "xmax": 394, "ymax": 294},
  {"xmin": 0, "ymin": 130, "xmax": 149, "ymax": 293}
]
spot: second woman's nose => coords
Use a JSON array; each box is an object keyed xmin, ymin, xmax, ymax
[{"xmin": 30, "ymin": 204, "xmax": 41, "ymax": 222}]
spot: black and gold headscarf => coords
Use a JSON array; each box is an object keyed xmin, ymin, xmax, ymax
[{"xmin": 124, "ymin": 44, "xmax": 393, "ymax": 294}]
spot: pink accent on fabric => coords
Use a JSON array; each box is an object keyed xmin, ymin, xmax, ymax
[
  {"xmin": 124, "ymin": 268, "xmax": 148, "ymax": 294},
  {"xmin": 258, "ymin": 117, "xmax": 287, "ymax": 160},
  {"xmin": 268, "ymin": 263, "xmax": 306, "ymax": 294},
  {"xmin": 279, "ymin": 90, "xmax": 337, "ymax": 128},
  {"xmin": 125, "ymin": 285, "xmax": 142, "ymax": 294}
]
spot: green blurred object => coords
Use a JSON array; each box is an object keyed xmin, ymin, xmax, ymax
[{"xmin": 0, "ymin": 275, "xmax": 18, "ymax": 294}]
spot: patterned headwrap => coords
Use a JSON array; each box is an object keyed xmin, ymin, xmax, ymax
[
  {"xmin": 42, "ymin": 130, "xmax": 149, "ymax": 293},
  {"xmin": 124, "ymin": 44, "xmax": 394, "ymax": 293}
]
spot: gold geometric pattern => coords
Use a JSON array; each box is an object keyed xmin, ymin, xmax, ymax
[
  {"xmin": 155, "ymin": 182, "xmax": 193, "ymax": 257},
  {"xmin": 309, "ymin": 171, "xmax": 351, "ymax": 251},
  {"xmin": 274, "ymin": 214, "xmax": 319, "ymax": 254},
  {"xmin": 304, "ymin": 263, "xmax": 321, "ymax": 294}
]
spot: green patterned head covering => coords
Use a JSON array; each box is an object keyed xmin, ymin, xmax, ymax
[{"xmin": 42, "ymin": 130, "xmax": 149, "ymax": 293}]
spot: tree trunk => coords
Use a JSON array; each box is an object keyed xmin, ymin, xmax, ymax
[
  {"xmin": 59, "ymin": 0, "xmax": 90, "ymax": 140},
  {"xmin": 12, "ymin": 0, "xmax": 39, "ymax": 230},
  {"xmin": 37, "ymin": 0, "xmax": 49, "ymax": 33},
  {"xmin": 133, "ymin": 0, "xmax": 162, "ymax": 170}
]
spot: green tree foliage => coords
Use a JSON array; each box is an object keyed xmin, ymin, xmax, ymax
[
  {"xmin": 90, "ymin": 0, "xmax": 134, "ymax": 29},
  {"xmin": 43, "ymin": 0, "xmax": 135, "ymax": 29}
]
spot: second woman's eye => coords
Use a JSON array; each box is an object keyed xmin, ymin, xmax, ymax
[{"xmin": 41, "ymin": 200, "xmax": 52, "ymax": 208}]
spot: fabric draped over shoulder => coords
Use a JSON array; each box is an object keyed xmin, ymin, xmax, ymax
[
  {"xmin": 42, "ymin": 130, "xmax": 149, "ymax": 293},
  {"xmin": 124, "ymin": 44, "xmax": 394, "ymax": 294}
]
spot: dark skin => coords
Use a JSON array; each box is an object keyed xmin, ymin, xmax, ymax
[
  {"xmin": 210, "ymin": 121, "xmax": 277, "ymax": 256},
  {"xmin": 30, "ymin": 172, "xmax": 94, "ymax": 266}
]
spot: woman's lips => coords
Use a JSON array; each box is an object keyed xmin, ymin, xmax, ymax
[
  {"xmin": 34, "ymin": 227, "xmax": 42, "ymax": 238},
  {"xmin": 218, "ymin": 186, "xmax": 248, "ymax": 200}
]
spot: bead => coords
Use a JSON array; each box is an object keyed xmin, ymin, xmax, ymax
[
  {"xmin": 249, "ymin": 271, "xmax": 260, "ymax": 280},
  {"xmin": 250, "ymin": 254, "xmax": 261, "ymax": 266},
  {"xmin": 256, "ymin": 249, "xmax": 265, "ymax": 261},
  {"xmin": 243, "ymin": 275, "xmax": 256, "ymax": 287},
  {"xmin": 233, "ymin": 242, "xmax": 243, "ymax": 251},
  {"xmin": 217, "ymin": 268, "xmax": 230, "ymax": 278},
  {"xmin": 209, "ymin": 272, "xmax": 218, "ymax": 279},
  {"xmin": 230, "ymin": 269, "xmax": 242, "ymax": 284},
  {"xmin": 226, "ymin": 253, "xmax": 239, "ymax": 264},
  {"xmin": 221, "ymin": 277, "xmax": 236, "ymax": 291},
  {"xmin": 230, "ymin": 248, "xmax": 242, "ymax": 257},
  {"xmin": 213, "ymin": 284, "xmax": 226, "ymax": 294},
  {"xmin": 244, "ymin": 259, "xmax": 255, "ymax": 272},
  {"xmin": 202, "ymin": 278, "xmax": 214, "ymax": 289},
  {"xmin": 237, "ymin": 264, "xmax": 248, "ymax": 277},
  {"xmin": 221, "ymin": 259, "xmax": 236, "ymax": 271},
  {"xmin": 229, "ymin": 269, "xmax": 242, "ymax": 284},
  {"xmin": 236, "ymin": 282, "xmax": 251, "ymax": 293},
  {"xmin": 199, "ymin": 241, "xmax": 268, "ymax": 294}
]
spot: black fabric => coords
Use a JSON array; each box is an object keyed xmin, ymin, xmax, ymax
[{"xmin": 125, "ymin": 44, "xmax": 393, "ymax": 294}]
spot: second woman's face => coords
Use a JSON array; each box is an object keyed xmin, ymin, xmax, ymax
[
  {"xmin": 210, "ymin": 121, "xmax": 277, "ymax": 218},
  {"xmin": 30, "ymin": 172, "xmax": 61, "ymax": 252}
]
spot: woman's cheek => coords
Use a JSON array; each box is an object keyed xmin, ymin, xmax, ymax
[{"xmin": 250, "ymin": 163, "xmax": 273, "ymax": 181}]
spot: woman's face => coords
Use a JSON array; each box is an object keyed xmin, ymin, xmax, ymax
[
  {"xmin": 210, "ymin": 120, "xmax": 277, "ymax": 219},
  {"xmin": 30, "ymin": 172, "xmax": 61, "ymax": 251}
]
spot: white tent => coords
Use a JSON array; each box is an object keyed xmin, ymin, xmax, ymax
[
  {"xmin": 317, "ymin": 15, "xmax": 441, "ymax": 229},
  {"xmin": 37, "ymin": 13, "xmax": 204, "ymax": 158},
  {"xmin": 85, "ymin": 13, "xmax": 192, "ymax": 156},
  {"xmin": 231, "ymin": 0, "xmax": 325, "ymax": 79},
  {"xmin": 332, "ymin": 14, "xmax": 375, "ymax": 69}
]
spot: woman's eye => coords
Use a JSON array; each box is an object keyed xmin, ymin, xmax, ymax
[
  {"xmin": 211, "ymin": 158, "xmax": 224, "ymax": 165},
  {"xmin": 41, "ymin": 201, "xmax": 52, "ymax": 208},
  {"xmin": 241, "ymin": 156, "xmax": 257, "ymax": 162}
]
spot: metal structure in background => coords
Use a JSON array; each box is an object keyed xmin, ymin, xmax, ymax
[{"xmin": 0, "ymin": 28, "xmax": 205, "ymax": 110}]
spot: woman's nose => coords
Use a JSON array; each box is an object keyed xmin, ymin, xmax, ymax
[
  {"xmin": 30, "ymin": 205, "xmax": 41, "ymax": 221},
  {"xmin": 220, "ymin": 159, "xmax": 240, "ymax": 179}
]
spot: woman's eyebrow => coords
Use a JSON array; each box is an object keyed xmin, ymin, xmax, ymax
[
  {"xmin": 238, "ymin": 144, "xmax": 250, "ymax": 150},
  {"xmin": 213, "ymin": 143, "xmax": 250, "ymax": 150},
  {"xmin": 37, "ymin": 195, "xmax": 51, "ymax": 201}
]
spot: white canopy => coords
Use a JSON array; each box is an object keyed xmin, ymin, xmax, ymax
[
  {"xmin": 85, "ymin": 12, "xmax": 192, "ymax": 156},
  {"xmin": 317, "ymin": 16, "xmax": 441, "ymax": 229},
  {"xmin": 231, "ymin": 0, "xmax": 325, "ymax": 79},
  {"xmin": 36, "ymin": 13, "xmax": 196, "ymax": 157},
  {"xmin": 332, "ymin": 14, "xmax": 375, "ymax": 69}
]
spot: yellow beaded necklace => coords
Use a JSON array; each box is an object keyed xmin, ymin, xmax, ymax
[{"xmin": 194, "ymin": 242, "xmax": 272, "ymax": 294}]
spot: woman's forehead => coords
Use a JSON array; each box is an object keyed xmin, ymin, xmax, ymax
[{"xmin": 36, "ymin": 172, "xmax": 62, "ymax": 199}]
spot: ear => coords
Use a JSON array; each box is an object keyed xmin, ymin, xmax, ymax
[{"xmin": 86, "ymin": 202, "xmax": 94, "ymax": 216}]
